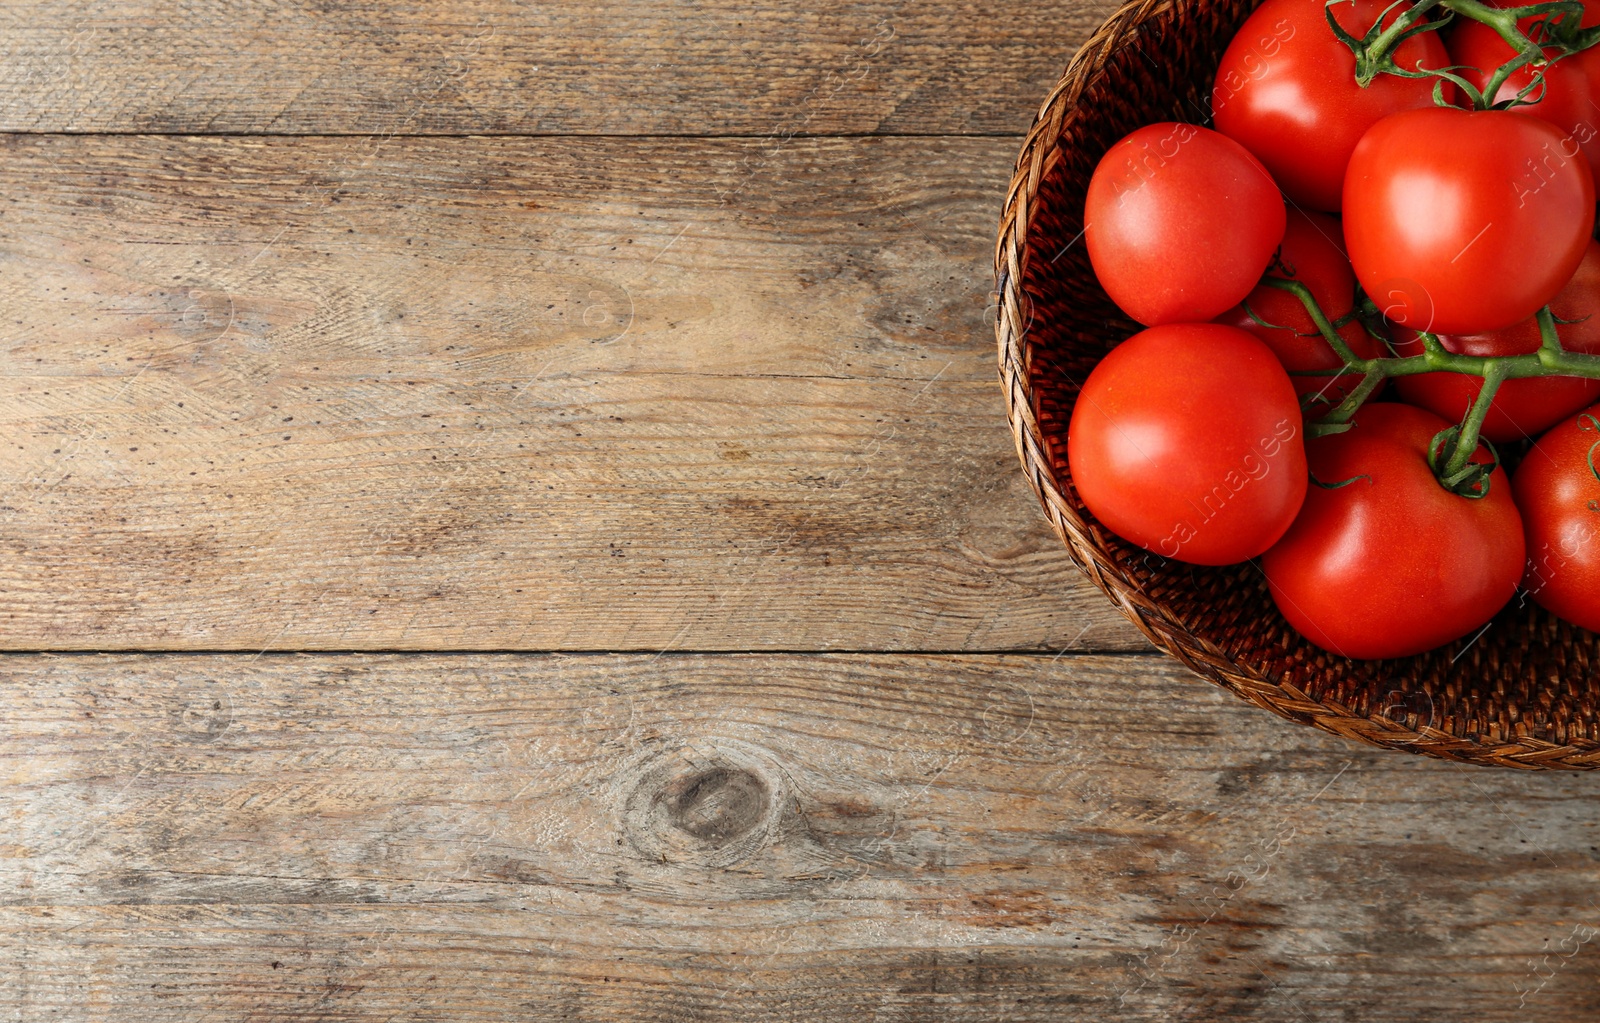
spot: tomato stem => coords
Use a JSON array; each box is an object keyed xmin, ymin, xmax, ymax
[
  {"xmin": 1265, "ymin": 277, "xmax": 1600, "ymax": 486},
  {"xmin": 1440, "ymin": 359, "xmax": 1508, "ymax": 478},
  {"xmin": 1267, "ymin": 278, "xmax": 1600, "ymax": 385},
  {"xmin": 1427, "ymin": 423, "xmax": 1501, "ymax": 497},
  {"xmin": 1335, "ymin": 0, "xmax": 1595, "ymax": 110},
  {"xmin": 1305, "ymin": 370, "xmax": 1388, "ymax": 437},
  {"xmin": 1445, "ymin": 0, "xmax": 1554, "ymax": 104},
  {"xmin": 1580, "ymin": 413, "xmax": 1600, "ymax": 482},
  {"xmin": 1342, "ymin": 0, "xmax": 1445, "ymax": 89},
  {"xmin": 1536, "ymin": 305, "xmax": 1566, "ymax": 359},
  {"xmin": 1259, "ymin": 278, "xmax": 1362, "ymax": 363}
]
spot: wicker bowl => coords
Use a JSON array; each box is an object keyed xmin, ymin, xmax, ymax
[{"xmin": 996, "ymin": 0, "xmax": 1600, "ymax": 768}]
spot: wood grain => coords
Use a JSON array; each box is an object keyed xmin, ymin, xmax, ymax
[
  {"xmin": 5, "ymin": 6, "xmax": 1568, "ymax": 1020},
  {"xmin": 0, "ymin": 133, "xmax": 1139, "ymax": 652},
  {"xmin": 0, "ymin": 0, "xmax": 1118, "ymax": 136},
  {"xmin": 3, "ymin": 652, "xmax": 1597, "ymax": 1020}
]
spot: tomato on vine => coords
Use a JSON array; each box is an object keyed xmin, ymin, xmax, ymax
[
  {"xmin": 1343, "ymin": 107, "xmax": 1595, "ymax": 335},
  {"xmin": 1514, "ymin": 405, "xmax": 1600, "ymax": 631},
  {"xmin": 1068, "ymin": 324, "xmax": 1307, "ymax": 566},
  {"xmin": 1261, "ymin": 403, "xmax": 1525, "ymax": 659},
  {"xmin": 1068, "ymin": 0, "xmax": 1600, "ymax": 653},
  {"xmin": 1448, "ymin": 0, "xmax": 1600, "ymax": 191},
  {"xmin": 1212, "ymin": 0, "xmax": 1451, "ymax": 211}
]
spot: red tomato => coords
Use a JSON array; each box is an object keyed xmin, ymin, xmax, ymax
[
  {"xmin": 1343, "ymin": 107, "xmax": 1595, "ymax": 335},
  {"xmin": 1212, "ymin": 0, "xmax": 1451, "ymax": 211},
  {"xmin": 1392, "ymin": 240, "xmax": 1600, "ymax": 442},
  {"xmin": 1261, "ymin": 403, "xmax": 1525, "ymax": 659},
  {"xmin": 1068, "ymin": 323, "xmax": 1307, "ymax": 566},
  {"xmin": 1084, "ymin": 123, "xmax": 1286, "ymax": 326},
  {"xmin": 1449, "ymin": 1, "xmax": 1600, "ymax": 192},
  {"xmin": 1514, "ymin": 404, "xmax": 1600, "ymax": 631},
  {"xmin": 1215, "ymin": 209, "xmax": 1382, "ymax": 414}
]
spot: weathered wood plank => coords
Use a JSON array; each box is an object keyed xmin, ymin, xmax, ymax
[
  {"xmin": 0, "ymin": 1, "xmax": 1113, "ymax": 136},
  {"xmin": 3, "ymin": 653, "xmax": 1598, "ymax": 1020},
  {"xmin": 0, "ymin": 133, "xmax": 1137, "ymax": 652}
]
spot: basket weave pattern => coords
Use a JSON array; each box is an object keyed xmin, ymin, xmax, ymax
[{"xmin": 995, "ymin": 0, "xmax": 1600, "ymax": 768}]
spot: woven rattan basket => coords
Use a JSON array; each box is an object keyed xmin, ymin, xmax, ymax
[{"xmin": 996, "ymin": 0, "xmax": 1600, "ymax": 768}]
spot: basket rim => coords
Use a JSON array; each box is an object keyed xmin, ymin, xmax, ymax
[{"xmin": 993, "ymin": 0, "xmax": 1600, "ymax": 770}]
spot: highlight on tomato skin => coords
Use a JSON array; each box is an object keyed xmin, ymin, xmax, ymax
[
  {"xmin": 1214, "ymin": 208, "xmax": 1381, "ymax": 415},
  {"xmin": 1066, "ymin": 323, "xmax": 1308, "ymax": 567},
  {"xmin": 1391, "ymin": 240, "xmax": 1600, "ymax": 443},
  {"xmin": 1260, "ymin": 403, "xmax": 1525, "ymax": 661},
  {"xmin": 1342, "ymin": 107, "xmax": 1596, "ymax": 336},
  {"xmin": 1083, "ymin": 122, "xmax": 1286, "ymax": 327},
  {"xmin": 1212, "ymin": 0, "xmax": 1452, "ymax": 211},
  {"xmin": 1513, "ymin": 404, "xmax": 1600, "ymax": 632}
]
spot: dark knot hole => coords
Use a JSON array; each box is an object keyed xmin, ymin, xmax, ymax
[{"xmin": 659, "ymin": 767, "xmax": 770, "ymax": 846}]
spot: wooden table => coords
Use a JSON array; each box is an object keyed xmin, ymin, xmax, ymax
[{"xmin": 1, "ymin": 3, "xmax": 1596, "ymax": 1019}]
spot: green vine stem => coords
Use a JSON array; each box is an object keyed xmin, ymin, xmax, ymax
[
  {"xmin": 1289, "ymin": 0, "xmax": 1600, "ymax": 496},
  {"xmin": 1265, "ymin": 280, "xmax": 1600, "ymax": 399},
  {"xmin": 1332, "ymin": 0, "xmax": 1600, "ymax": 107},
  {"xmin": 1580, "ymin": 413, "xmax": 1600, "ymax": 483},
  {"xmin": 1263, "ymin": 279, "xmax": 1600, "ymax": 493},
  {"xmin": 1426, "ymin": 420, "xmax": 1501, "ymax": 498},
  {"xmin": 1440, "ymin": 358, "xmax": 1507, "ymax": 478}
]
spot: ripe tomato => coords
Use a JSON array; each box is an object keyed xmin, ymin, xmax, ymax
[
  {"xmin": 1343, "ymin": 107, "xmax": 1595, "ymax": 335},
  {"xmin": 1212, "ymin": 0, "xmax": 1451, "ymax": 211},
  {"xmin": 1449, "ymin": 0, "xmax": 1600, "ymax": 192},
  {"xmin": 1261, "ymin": 402, "xmax": 1524, "ymax": 659},
  {"xmin": 1068, "ymin": 323, "xmax": 1307, "ymax": 566},
  {"xmin": 1215, "ymin": 209, "xmax": 1381, "ymax": 414},
  {"xmin": 1391, "ymin": 240, "xmax": 1600, "ymax": 442},
  {"xmin": 1084, "ymin": 122, "xmax": 1286, "ymax": 326},
  {"xmin": 1514, "ymin": 405, "xmax": 1600, "ymax": 632}
]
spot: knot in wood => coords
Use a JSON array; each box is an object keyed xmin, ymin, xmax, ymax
[
  {"xmin": 658, "ymin": 766, "xmax": 769, "ymax": 845},
  {"xmin": 620, "ymin": 741, "xmax": 785, "ymax": 868}
]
